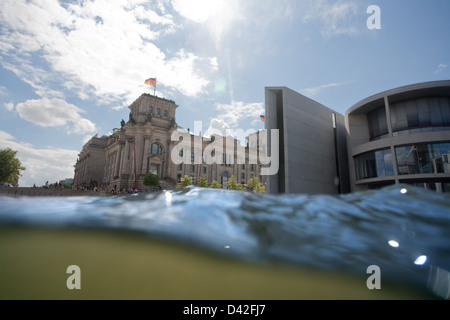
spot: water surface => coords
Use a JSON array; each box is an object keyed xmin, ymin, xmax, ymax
[{"xmin": 0, "ymin": 185, "xmax": 449, "ymax": 299}]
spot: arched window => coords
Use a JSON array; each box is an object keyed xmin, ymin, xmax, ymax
[{"xmin": 150, "ymin": 143, "xmax": 163, "ymax": 155}]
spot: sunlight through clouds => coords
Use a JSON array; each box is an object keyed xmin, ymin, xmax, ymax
[
  {"xmin": 172, "ymin": 0, "xmax": 225, "ymax": 24},
  {"xmin": 171, "ymin": 0, "xmax": 239, "ymax": 48},
  {"xmin": 0, "ymin": 0, "xmax": 217, "ymax": 107}
]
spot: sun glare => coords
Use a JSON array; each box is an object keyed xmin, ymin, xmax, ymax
[{"xmin": 173, "ymin": 0, "xmax": 227, "ymax": 24}]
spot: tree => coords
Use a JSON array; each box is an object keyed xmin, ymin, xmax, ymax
[
  {"xmin": 248, "ymin": 176, "xmax": 265, "ymax": 193},
  {"xmin": 178, "ymin": 175, "xmax": 193, "ymax": 188},
  {"xmin": 0, "ymin": 148, "xmax": 25, "ymax": 183},
  {"xmin": 143, "ymin": 172, "xmax": 160, "ymax": 187},
  {"xmin": 209, "ymin": 180, "xmax": 222, "ymax": 189},
  {"xmin": 196, "ymin": 176, "xmax": 208, "ymax": 188},
  {"xmin": 227, "ymin": 175, "xmax": 245, "ymax": 191}
]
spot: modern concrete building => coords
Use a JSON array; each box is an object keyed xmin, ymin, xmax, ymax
[
  {"xmin": 265, "ymin": 87, "xmax": 350, "ymax": 195},
  {"xmin": 264, "ymin": 81, "xmax": 450, "ymax": 194},
  {"xmin": 75, "ymin": 81, "xmax": 450, "ymax": 194},
  {"xmin": 346, "ymin": 80, "xmax": 450, "ymax": 192},
  {"xmin": 74, "ymin": 94, "xmax": 266, "ymax": 190}
]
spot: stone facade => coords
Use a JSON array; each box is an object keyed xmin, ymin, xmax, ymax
[{"xmin": 74, "ymin": 94, "xmax": 266, "ymax": 190}]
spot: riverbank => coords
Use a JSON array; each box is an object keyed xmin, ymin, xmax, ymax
[{"xmin": 0, "ymin": 187, "xmax": 112, "ymax": 197}]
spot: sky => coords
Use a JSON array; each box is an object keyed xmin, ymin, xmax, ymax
[{"xmin": 0, "ymin": 0, "xmax": 449, "ymax": 187}]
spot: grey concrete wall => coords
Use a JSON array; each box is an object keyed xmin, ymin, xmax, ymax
[
  {"xmin": 265, "ymin": 87, "xmax": 348, "ymax": 195},
  {"xmin": 265, "ymin": 88, "xmax": 281, "ymax": 194}
]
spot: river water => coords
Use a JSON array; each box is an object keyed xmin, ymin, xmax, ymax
[{"xmin": 0, "ymin": 184, "xmax": 449, "ymax": 299}]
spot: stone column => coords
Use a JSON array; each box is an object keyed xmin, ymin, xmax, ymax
[
  {"xmin": 122, "ymin": 139, "xmax": 131, "ymax": 176},
  {"xmin": 167, "ymin": 141, "xmax": 174, "ymax": 178},
  {"xmin": 142, "ymin": 137, "xmax": 150, "ymax": 175},
  {"xmin": 134, "ymin": 133, "xmax": 144, "ymax": 178},
  {"xmin": 114, "ymin": 144, "xmax": 123, "ymax": 179}
]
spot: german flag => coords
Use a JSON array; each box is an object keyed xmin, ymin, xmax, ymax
[{"xmin": 145, "ymin": 78, "xmax": 156, "ymax": 87}]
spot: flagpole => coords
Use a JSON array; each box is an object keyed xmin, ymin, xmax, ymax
[{"xmin": 154, "ymin": 78, "xmax": 157, "ymax": 96}]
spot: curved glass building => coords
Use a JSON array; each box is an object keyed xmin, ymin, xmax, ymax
[{"xmin": 346, "ymin": 80, "xmax": 450, "ymax": 192}]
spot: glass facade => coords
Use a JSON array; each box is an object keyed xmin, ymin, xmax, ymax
[
  {"xmin": 395, "ymin": 142, "xmax": 450, "ymax": 175},
  {"xmin": 355, "ymin": 149, "xmax": 394, "ymax": 180},
  {"xmin": 390, "ymin": 98, "xmax": 450, "ymax": 135},
  {"xmin": 368, "ymin": 107, "xmax": 388, "ymax": 140},
  {"xmin": 367, "ymin": 98, "xmax": 450, "ymax": 140}
]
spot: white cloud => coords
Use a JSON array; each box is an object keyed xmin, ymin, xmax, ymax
[
  {"xmin": 3, "ymin": 101, "xmax": 14, "ymax": 111},
  {"xmin": 302, "ymin": 0, "xmax": 361, "ymax": 38},
  {"xmin": 14, "ymin": 98, "xmax": 96, "ymax": 134},
  {"xmin": 0, "ymin": 86, "xmax": 7, "ymax": 96},
  {"xmin": 0, "ymin": 130, "xmax": 79, "ymax": 187},
  {"xmin": 0, "ymin": 0, "xmax": 217, "ymax": 109},
  {"xmin": 435, "ymin": 63, "xmax": 447, "ymax": 74},
  {"xmin": 301, "ymin": 81, "xmax": 352, "ymax": 97},
  {"xmin": 204, "ymin": 101, "xmax": 264, "ymax": 139},
  {"xmin": 215, "ymin": 101, "xmax": 265, "ymax": 127}
]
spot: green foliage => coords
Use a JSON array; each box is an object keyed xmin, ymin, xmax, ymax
[
  {"xmin": 196, "ymin": 176, "xmax": 208, "ymax": 188},
  {"xmin": 248, "ymin": 176, "xmax": 265, "ymax": 193},
  {"xmin": 143, "ymin": 172, "xmax": 160, "ymax": 187},
  {"xmin": 61, "ymin": 183, "xmax": 73, "ymax": 189},
  {"xmin": 0, "ymin": 148, "xmax": 25, "ymax": 183},
  {"xmin": 227, "ymin": 175, "xmax": 245, "ymax": 191},
  {"xmin": 178, "ymin": 175, "xmax": 193, "ymax": 188},
  {"xmin": 209, "ymin": 180, "xmax": 222, "ymax": 189}
]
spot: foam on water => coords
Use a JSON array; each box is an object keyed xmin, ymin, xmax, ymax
[{"xmin": 1, "ymin": 184, "xmax": 449, "ymax": 298}]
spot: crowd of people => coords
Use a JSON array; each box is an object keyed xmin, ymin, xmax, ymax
[{"xmin": 30, "ymin": 180, "xmax": 163, "ymax": 195}]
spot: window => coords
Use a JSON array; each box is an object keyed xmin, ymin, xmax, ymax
[
  {"xmin": 148, "ymin": 106, "xmax": 153, "ymax": 113},
  {"xmin": 368, "ymin": 107, "xmax": 388, "ymax": 140},
  {"xmin": 150, "ymin": 164, "xmax": 159, "ymax": 175},
  {"xmin": 179, "ymin": 150, "xmax": 183, "ymax": 158},
  {"xmin": 396, "ymin": 142, "xmax": 450, "ymax": 175},
  {"xmin": 156, "ymin": 108, "xmax": 161, "ymax": 115},
  {"xmin": 150, "ymin": 143, "xmax": 163, "ymax": 155},
  {"xmin": 163, "ymin": 110, "xmax": 168, "ymax": 117},
  {"xmin": 241, "ymin": 164, "xmax": 245, "ymax": 170},
  {"xmin": 177, "ymin": 164, "xmax": 183, "ymax": 171},
  {"xmin": 241, "ymin": 173, "xmax": 245, "ymax": 180},
  {"xmin": 355, "ymin": 149, "xmax": 394, "ymax": 180},
  {"xmin": 191, "ymin": 152, "xmax": 195, "ymax": 162},
  {"xmin": 202, "ymin": 167, "xmax": 207, "ymax": 174},
  {"xmin": 221, "ymin": 171, "xmax": 228, "ymax": 187},
  {"xmin": 250, "ymin": 164, "xmax": 255, "ymax": 171},
  {"xmin": 190, "ymin": 165, "xmax": 195, "ymax": 172},
  {"xmin": 390, "ymin": 97, "xmax": 450, "ymax": 134}
]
